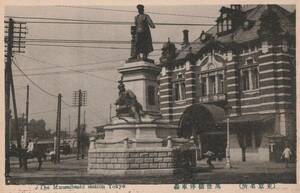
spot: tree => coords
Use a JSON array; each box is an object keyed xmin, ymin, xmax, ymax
[
  {"xmin": 51, "ymin": 130, "xmax": 68, "ymax": 138},
  {"xmin": 27, "ymin": 119, "xmax": 52, "ymax": 139},
  {"xmin": 10, "ymin": 118, "xmax": 52, "ymax": 140},
  {"xmin": 75, "ymin": 124, "xmax": 89, "ymax": 145},
  {"xmin": 258, "ymin": 9, "xmax": 283, "ymax": 38},
  {"xmin": 9, "ymin": 117, "xmax": 24, "ymax": 140}
]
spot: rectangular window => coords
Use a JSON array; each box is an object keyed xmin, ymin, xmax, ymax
[
  {"xmin": 228, "ymin": 20, "xmax": 232, "ymax": 30},
  {"xmin": 218, "ymin": 74, "xmax": 224, "ymax": 94},
  {"xmin": 201, "ymin": 77, "xmax": 207, "ymax": 96},
  {"xmin": 180, "ymin": 82, "xmax": 186, "ymax": 100},
  {"xmin": 251, "ymin": 68, "xmax": 259, "ymax": 89},
  {"xmin": 241, "ymin": 70, "xmax": 250, "ymax": 91},
  {"xmin": 209, "ymin": 76, "xmax": 216, "ymax": 95},
  {"xmin": 241, "ymin": 67, "xmax": 259, "ymax": 91},
  {"xmin": 173, "ymin": 81, "xmax": 185, "ymax": 101},
  {"xmin": 221, "ymin": 21, "xmax": 224, "ymax": 32},
  {"xmin": 174, "ymin": 83, "xmax": 180, "ymax": 101}
]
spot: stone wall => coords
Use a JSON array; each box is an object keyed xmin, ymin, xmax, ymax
[{"xmin": 88, "ymin": 147, "xmax": 195, "ymax": 175}]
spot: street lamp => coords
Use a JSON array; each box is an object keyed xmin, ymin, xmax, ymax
[{"xmin": 224, "ymin": 102, "xmax": 231, "ymax": 169}]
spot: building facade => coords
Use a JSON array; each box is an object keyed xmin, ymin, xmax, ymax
[{"xmin": 158, "ymin": 5, "xmax": 296, "ymax": 162}]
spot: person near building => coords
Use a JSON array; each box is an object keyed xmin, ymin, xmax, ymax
[
  {"xmin": 204, "ymin": 150, "xmax": 215, "ymax": 169},
  {"xmin": 281, "ymin": 145, "xmax": 292, "ymax": 168}
]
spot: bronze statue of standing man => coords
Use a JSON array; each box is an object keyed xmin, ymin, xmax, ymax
[{"xmin": 134, "ymin": 4, "xmax": 155, "ymax": 60}]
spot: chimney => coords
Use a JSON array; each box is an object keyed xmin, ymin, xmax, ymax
[{"xmin": 182, "ymin": 29, "xmax": 189, "ymax": 48}]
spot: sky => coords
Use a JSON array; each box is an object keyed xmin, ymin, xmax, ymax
[{"xmin": 4, "ymin": 4, "xmax": 295, "ymax": 134}]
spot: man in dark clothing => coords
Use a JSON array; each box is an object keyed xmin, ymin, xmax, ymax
[
  {"xmin": 204, "ymin": 150, "xmax": 215, "ymax": 169},
  {"xmin": 134, "ymin": 4, "xmax": 155, "ymax": 60}
]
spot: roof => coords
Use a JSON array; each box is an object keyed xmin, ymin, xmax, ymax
[
  {"xmin": 201, "ymin": 104, "xmax": 225, "ymax": 124},
  {"xmin": 175, "ymin": 5, "xmax": 294, "ymax": 61},
  {"xmin": 227, "ymin": 113, "xmax": 275, "ymax": 124},
  {"xmin": 179, "ymin": 104, "xmax": 225, "ymax": 127}
]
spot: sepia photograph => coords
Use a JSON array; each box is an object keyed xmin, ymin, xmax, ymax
[{"xmin": 2, "ymin": 0, "xmax": 297, "ymax": 187}]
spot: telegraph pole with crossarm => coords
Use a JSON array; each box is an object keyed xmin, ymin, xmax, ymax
[
  {"xmin": 73, "ymin": 90, "xmax": 87, "ymax": 160},
  {"xmin": 5, "ymin": 18, "xmax": 27, "ymax": 176}
]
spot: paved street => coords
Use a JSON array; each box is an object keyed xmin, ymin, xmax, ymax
[{"xmin": 7, "ymin": 156, "xmax": 296, "ymax": 184}]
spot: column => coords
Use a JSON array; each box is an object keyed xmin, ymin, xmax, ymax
[
  {"xmin": 248, "ymin": 69, "xmax": 253, "ymax": 90},
  {"xmin": 159, "ymin": 67, "xmax": 173, "ymax": 122},
  {"xmin": 206, "ymin": 75, "xmax": 209, "ymax": 96},
  {"xmin": 185, "ymin": 61, "xmax": 197, "ymax": 105},
  {"xmin": 251, "ymin": 130, "xmax": 256, "ymax": 148},
  {"xmin": 215, "ymin": 74, "xmax": 218, "ymax": 94}
]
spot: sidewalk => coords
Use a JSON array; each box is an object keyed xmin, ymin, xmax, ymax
[
  {"xmin": 10, "ymin": 154, "xmax": 77, "ymax": 165},
  {"xmin": 197, "ymin": 159, "xmax": 296, "ymax": 173},
  {"xmin": 8, "ymin": 157, "xmax": 296, "ymax": 184},
  {"xmin": 191, "ymin": 159, "xmax": 296, "ymax": 183}
]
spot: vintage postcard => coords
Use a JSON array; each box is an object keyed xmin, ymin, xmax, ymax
[{"xmin": 0, "ymin": 0, "xmax": 299, "ymax": 193}]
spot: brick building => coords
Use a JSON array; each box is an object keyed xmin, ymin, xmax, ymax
[{"xmin": 158, "ymin": 5, "xmax": 296, "ymax": 161}]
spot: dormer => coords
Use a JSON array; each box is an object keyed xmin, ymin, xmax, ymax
[
  {"xmin": 230, "ymin": 4, "xmax": 241, "ymax": 10},
  {"xmin": 216, "ymin": 4, "xmax": 245, "ymax": 36}
]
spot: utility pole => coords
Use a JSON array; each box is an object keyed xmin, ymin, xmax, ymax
[
  {"xmin": 77, "ymin": 90, "xmax": 81, "ymax": 160},
  {"xmin": 109, "ymin": 104, "xmax": 112, "ymax": 123},
  {"xmin": 11, "ymin": 64, "xmax": 21, "ymax": 150},
  {"xmin": 5, "ymin": 18, "xmax": 27, "ymax": 176},
  {"xmin": 5, "ymin": 18, "xmax": 14, "ymax": 176},
  {"xmin": 72, "ymin": 90, "xmax": 87, "ymax": 160},
  {"xmin": 21, "ymin": 113, "xmax": 25, "ymax": 147},
  {"xmin": 24, "ymin": 85, "xmax": 29, "ymax": 147},
  {"xmin": 81, "ymin": 110, "xmax": 86, "ymax": 159},
  {"xmin": 68, "ymin": 114, "xmax": 71, "ymax": 138},
  {"xmin": 224, "ymin": 98, "xmax": 232, "ymax": 169},
  {"xmin": 55, "ymin": 94, "xmax": 62, "ymax": 163}
]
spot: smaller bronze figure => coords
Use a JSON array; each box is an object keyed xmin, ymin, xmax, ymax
[
  {"xmin": 115, "ymin": 76, "xmax": 143, "ymax": 122},
  {"xmin": 133, "ymin": 4, "xmax": 155, "ymax": 61}
]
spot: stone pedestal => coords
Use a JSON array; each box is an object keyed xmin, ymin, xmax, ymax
[
  {"xmin": 88, "ymin": 60, "xmax": 195, "ymax": 176},
  {"xmin": 118, "ymin": 60, "xmax": 161, "ymax": 114}
]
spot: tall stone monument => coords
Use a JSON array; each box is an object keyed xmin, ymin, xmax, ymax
[{"xmin": 88, "ymin": 5, "xmax": 195, "ymax": 176}]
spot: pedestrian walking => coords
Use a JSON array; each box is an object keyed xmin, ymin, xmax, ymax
[
  {"xmin": 281, "ymin": 145, "xmax": 292, "ymax": 168},
  {"xmin": 204, "ymin": 150, "xmax": 215, "ymax": 169}
]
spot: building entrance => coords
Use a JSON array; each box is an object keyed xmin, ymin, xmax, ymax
[{"xmin": 178, "ymin": 104, "xmax": 226, "ymax": 159}]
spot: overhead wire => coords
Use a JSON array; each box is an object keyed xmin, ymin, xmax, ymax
[
  {"xmin": 55, "ymin": 5, "xmax": 217, "ymax": 19},
  {"xmin": 14, "ymin": 54, "xmax": 118, "ymax": 82},
  {"xmin": 13, "ymin": 57, "xmax": 73, "ymax": 107},
  {"xmin": 13, "ymin": 53, "xmax": 160, "ymax": 76},
  {"xmin": 13, "ymin": 58, "xmax": 58, "ymax": 98},
  {"xmin": 26, "ymin": 43, "xmax": 129, "ymax": 49},
  {"xmin": 18, "ymin": 21, "xmax": 215, "ymax": 26},
  {"xmin": 29, "ymin": 109, "xmax": 58, "ymax": 115},
  {"xmin": 25, "ymin": 38, "xmax": 183, "ymax": 44},
  {"xmin": 5, "ymin": 16, "xmax": 215, "ymax": 26},
  {"xmin": 13, "ymin": 56, "xmax": 127, "ymax": 71},
  {"xmin": 25, "ymin": 43, "xmax": 145, "ymax": 50}
]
